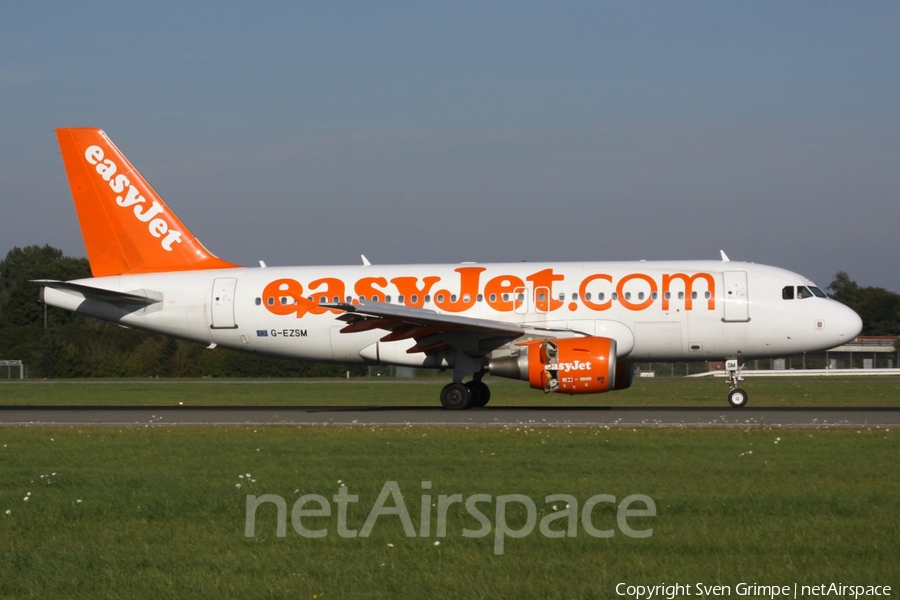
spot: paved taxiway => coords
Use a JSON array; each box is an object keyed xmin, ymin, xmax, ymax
[{"xmin": 1, "ymin": 406, "xmax": 897, "ymax": 427}]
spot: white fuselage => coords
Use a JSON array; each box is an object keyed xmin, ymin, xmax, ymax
[{"xmin": 42, "ymin": 260, "xmax": 862, "ymax": 367}]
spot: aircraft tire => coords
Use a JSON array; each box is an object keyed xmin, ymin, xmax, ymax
[
  {"xmin": 727, "ymin": 388, "xmax": 748, "ymax": 408},
  {"xmin": 441, "ymin": 382, "xmax": 471, "ymax": 410},
  {"xmin": 466, "ymin": 381, "xmax": 491, "ymax": 407}
]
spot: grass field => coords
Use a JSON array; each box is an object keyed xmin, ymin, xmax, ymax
[
  {"xmin": 1, "ymin": 379, "xmax": 897, "ymax": 598},
  {"xmin": 0, "ymin": 426, "xmax": 897, "ymax": 599},
  {"xmin": 1, "ymin": 375, "xmax": 900, "ymax": 407}
]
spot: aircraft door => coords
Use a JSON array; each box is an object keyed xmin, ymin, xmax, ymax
[
  {"xmin": 722, "ymin": 271, "xmax": 749, "ymax": 322},
  {"xmin": 211, "ymin": 277, "xmax": 238, "ymax": 329},
  {"xmin": 534, "ymin": 287, "xmax": 551, "ymax": 314}
]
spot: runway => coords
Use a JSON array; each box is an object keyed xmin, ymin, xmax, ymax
[{"xmin": 1, "ymin": 406, "xmax": 898, "ymax": 427}]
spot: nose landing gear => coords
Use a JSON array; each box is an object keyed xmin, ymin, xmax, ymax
[{"xmin": 725, "ymin": 359, "xmax": 748, "ymax": 408}]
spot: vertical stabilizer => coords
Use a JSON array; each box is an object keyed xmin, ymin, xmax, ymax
[{"xmin": 56, "ymin": 128, "xmax": 240, "ymax": 276}]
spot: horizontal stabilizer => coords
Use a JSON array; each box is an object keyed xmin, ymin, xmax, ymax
[{"xmin": 33, "ymin": 280, "xmax": 163, "ymax": 305}]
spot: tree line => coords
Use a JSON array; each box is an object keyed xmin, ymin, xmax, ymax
[
  {"xmin": 1, "ymin": 246, "xmax": 897, "ymax": 378},
  {"xmin": 825, "ymin": 271, "xmax": 900, "ymax": 338},
  {"xmin": 0, "ymin": 246, "xmax": 366, "ymax": 378}
]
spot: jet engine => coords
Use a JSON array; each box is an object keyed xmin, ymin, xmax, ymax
[
  {"xmin": 488, "ymin": 337, "xmax": 618, "ymax": 394},
  {"xmin": 613, "ymin": 360, "xmax": 634, "ymax": 391}
]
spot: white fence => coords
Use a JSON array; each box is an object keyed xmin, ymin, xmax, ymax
[
  {"xmin": 689, "ymin": 368, "xmax": 900, "ymax": 378},
  {"xmin": 0, "ymin": 360, "xmax": 24, "ymax": 379}
]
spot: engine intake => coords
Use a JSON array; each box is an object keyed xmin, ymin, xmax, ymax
[{"xmin": 489, "ymin": 336, "xmax": 618, "ymax": 394}]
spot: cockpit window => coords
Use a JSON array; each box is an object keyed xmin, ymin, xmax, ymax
[
  {"xmin": 810, "ymin": 286, "xmax": 827, "ymax": 298},
  {"xmin": 797, "ymin": 286, "xmax": 814, "ymax": 299},
  {"xmin": 782, "ymin": 286, "xmax": 794, "ymax": 300}
]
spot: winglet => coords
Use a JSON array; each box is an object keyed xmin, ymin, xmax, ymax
[
  {"xmin": 56, "ymin": 128, "xmax": 241, "ymax": 277},
  {"xmin": 720, "ymin": 250, "xmax": 730, "ymax": 262},
  {"xmin": 361, "ymin": 255, "xmax": 371, "ymax": 267}
]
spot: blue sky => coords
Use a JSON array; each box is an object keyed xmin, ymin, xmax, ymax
[{"xmin": 1, "ymin": 2, "xmax": 898, "ymax": 290}]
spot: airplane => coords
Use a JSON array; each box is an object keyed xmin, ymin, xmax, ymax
[{"xmin": 37, "ymin": 128, "xmax": 863, "ymax": 409}]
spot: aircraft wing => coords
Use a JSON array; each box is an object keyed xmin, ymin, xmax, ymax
[{"xmin": 322, "ymin": 300, "xmax": 554, "ymax": 356}]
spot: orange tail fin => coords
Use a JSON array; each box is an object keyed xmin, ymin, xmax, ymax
[{"xmin": 56, "ymin": 128, "xmax": 241, "ymax": 277}]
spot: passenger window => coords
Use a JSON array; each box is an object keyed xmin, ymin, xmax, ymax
[
  {"xmin": 490, "ymin": 293, "xmax": 497, "ymax": 302},
  {"xmin": 598, "ymin": 293, "xmax": 605, "ymax": 301},
  {"xmin": 463, "ymin": 293, "xmax": 470, "ymax": 303},
  {"xmin": 333, "ymin": 296, "xmax": 340, "ymax": 303},
  {"xmin": 255, "ymin": 297, "xmax": 262, "ymax": 306},
  {"xmin": 538, "ymin": 292, "xmax": 546, "ymax": 302},
  {"xmin": 797, "ymin": 286, "xmax": 813, "ymax": 299},
  {"xmin": 319, "ymin": 296, "xmax": 327, "ymax": 303},
  {"xmin": 436, "ymin": 294, "xmax": 445, "ymax": 303},
  {"xmin": 450, "ymin": 294, "xmax": 457, "ymax": 302},
  {"xmin": 651, "ymin": 292, "xmax": 658, "ymax": 300},
  {"xmin": 424, "ymin": 295, "xmax": 431, "ymax": 303},
  {"xmin": 678, "ymin": 292, "xmax": 684, "ymax": 300},
  {"xmin": 612, "ymin": 293, "xmax": 618, "ymax": 300},
  {"xmin": 664, "ymin": 292, "xmax": 671, "ymax": 300},
  {"xmin": 625, "ymin": 292, "xmax": 632, "ymax": 300},
  {"xmin": 397, "ymin": 295, "xmax": 405, "ymax": 304},
  {"xmin": 558, "ymin": 293, "xmax": 565, "ymax": 301},
  {"xmin": 691, "ymin": 291, "xmax": 697, "ymax": 300},
  {"xmin": 585, "ymin": 293, "xmax": 592, "ymax": 301},
  {"xmin": 411, "ymin": 295, "xmax": 418, "ymax": 304},
  {"xmin": 572, "ymin": 293, "xmax": 579, "ymax": 301},
  {"xmin": 782, "ymin": 286, "xmax": 794, "ymax": 300},
  {"xmin": 267, "ymin": 297, "xmax": 274, "ymax": 306},
  {"xmin": 477, "ymin": 294, "xmax": 483, "ymax": 302},
  {"xmin": 637, "ymin": 292, "xmax": 644, "ymax": 300},
  {"xmin": 704, "ymin": 291, "xmax": 711, "ymax": 299},
  {"xmin": 502, "ymin": 293, "xmax": 509, "ymax": 302},
  {"xmin": 385, "ymin": 295, "xmax": 391, "ymax": 303}
]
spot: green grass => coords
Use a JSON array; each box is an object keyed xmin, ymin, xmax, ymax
[
  {"xmin": 1, "ymin": 376, "xmax": 899, "ymax": 406},
  {"xmin": 0, "ymin": 426, "xmax": 897, "ymax": 599}
]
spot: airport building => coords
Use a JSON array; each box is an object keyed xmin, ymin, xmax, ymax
[{"xmin": 825, "ymin": 335, "xmax": 898, "ymax": 370}]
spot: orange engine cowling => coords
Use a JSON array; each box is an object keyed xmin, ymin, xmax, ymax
[{"xmin": 488, "ymin": 336, "xmax": 618, "ymax": 394}]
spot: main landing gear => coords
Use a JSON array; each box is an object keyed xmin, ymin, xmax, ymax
[
  {"xmin": 439, "ymin": 382, "xmax": 471, "ymax": 410},
  {"xmin": 440, "ymin": 364, "xmax": 491, "ymax": 410},
  {"xmin": 725, "ymin": 359, "xmax": 748, "ymax": 408},
  {"xmin": 439, "ymin": 378, "xmax": 491, "ymax": 410},
  {"xmin": 466, "ymin": 380, "xmax": 491, "ymax": 408}
]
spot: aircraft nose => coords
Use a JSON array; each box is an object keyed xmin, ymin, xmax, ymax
[{"xmin": 837, "ymin": 303, "xmax": 863, "ymax": 342}]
